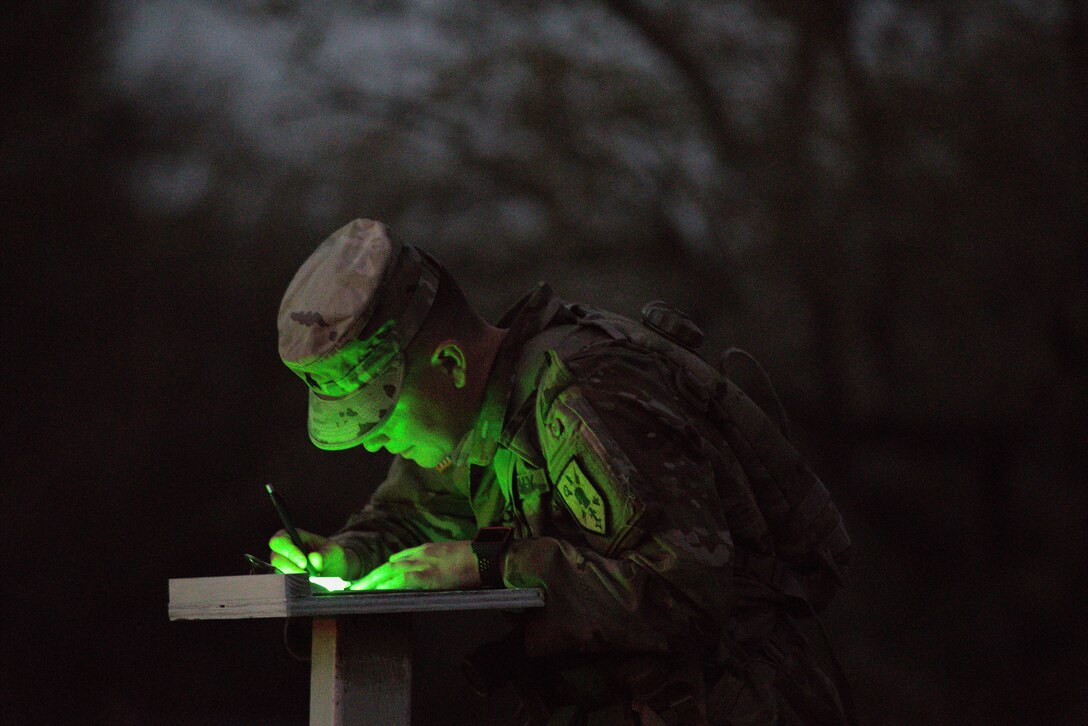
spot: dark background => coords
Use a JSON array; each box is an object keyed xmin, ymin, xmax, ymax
[{"xmin": 3, "ymin": 1, "xmax": 1085, "ymax": 724}]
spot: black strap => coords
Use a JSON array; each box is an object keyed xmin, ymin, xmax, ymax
[{"xmin": 718, "ymin": 347, "xmax": 791, "ymax": 439}]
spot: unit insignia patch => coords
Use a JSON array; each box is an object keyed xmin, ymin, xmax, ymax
[{"xmin": 557, "ymin": 459, "xmax": 607, "ymax": 535}]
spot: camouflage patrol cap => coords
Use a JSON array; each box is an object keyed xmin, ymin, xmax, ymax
[{"xmin": 278, "ymin": 219, "xmax": 439, "ymax": 450}]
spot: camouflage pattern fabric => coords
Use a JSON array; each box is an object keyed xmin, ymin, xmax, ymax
[
  {"xmin": 278, "ymin": 219, "xmax": 396, "ymax": 372},
  {"xmin": 277, "ymin": 219, "xmax": 440, "ymax": 450},
  {"xmin": 329, "ymin": 283, "xmax": 848, "ymax": 725}
]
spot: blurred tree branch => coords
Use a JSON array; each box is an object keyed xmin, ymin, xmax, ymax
[{"xmin": 602, "ymin": 0, "xmax": 750, "ymax": 171}]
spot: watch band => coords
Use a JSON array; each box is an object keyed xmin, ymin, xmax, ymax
[{"xmin": 471, "ymin": 526, "xmax": 513, "ymax": 588}]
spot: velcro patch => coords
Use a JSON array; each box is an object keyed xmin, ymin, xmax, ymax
[{"xmin": 557, "ymin": 459, "xmax": 607, "ymax": 535}]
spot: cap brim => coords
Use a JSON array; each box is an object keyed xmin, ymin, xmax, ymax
[{"xmin": 306, "ymin": 355, "xmax": 404, "ymax": 450}]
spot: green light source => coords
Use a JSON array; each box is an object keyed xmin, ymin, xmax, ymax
[{"xmin": 310, "ymin": 576, "xmax": 351, "ymax": 592}]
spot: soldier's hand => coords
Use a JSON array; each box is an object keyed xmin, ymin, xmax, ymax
[
  {"xmin": 349, "ymin": 541, "xmax": 480, "ymax": 591},
  {"xmin": 268, "ymin": 528, "xmax": 361, "ymax": 579}
]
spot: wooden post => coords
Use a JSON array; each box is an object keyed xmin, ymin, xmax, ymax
[{"xmin": 310, "ymin": 614, "xmax": 412, "ymax": 726}]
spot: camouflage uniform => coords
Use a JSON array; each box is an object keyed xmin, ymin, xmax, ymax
[{"xmin": 325, "ymin": 283, "xmax": 850, "ymax": 726}]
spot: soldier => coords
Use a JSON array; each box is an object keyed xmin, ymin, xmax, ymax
[{"xmin": 270, "ymin": 219, "xmax": 853, "ymax": 725}]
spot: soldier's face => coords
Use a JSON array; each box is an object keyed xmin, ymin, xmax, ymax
[{"xmin": 358, "ymin": 344, "xmax": 473, "ymax": 468}]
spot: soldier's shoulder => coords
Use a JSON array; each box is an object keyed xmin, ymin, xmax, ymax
[{"xmin": 530, "ymin": 347, "xmax": 650, "ymax": 546}]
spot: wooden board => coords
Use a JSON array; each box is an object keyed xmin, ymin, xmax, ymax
[{"xmin": 168, "ymin": 574, "xmax": 545, "ymax": 621}]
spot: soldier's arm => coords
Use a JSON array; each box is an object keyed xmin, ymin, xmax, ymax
[
  {"xmin": 502, "ymin": 346, "xmax": 736, "ymax": 657},
  {"xmin": 327, "ymin": 455, "xmax": 479, "ymax": 576}
]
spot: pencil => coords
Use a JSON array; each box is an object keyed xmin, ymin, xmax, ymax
[{"xmin": 265, "ymin": 484, "xmax": 319, "ymax": 577}]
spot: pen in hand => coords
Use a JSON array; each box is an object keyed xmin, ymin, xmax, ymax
[{"xmin": 265, "ymin": 483, "xmax": 319, "ymax": 577}]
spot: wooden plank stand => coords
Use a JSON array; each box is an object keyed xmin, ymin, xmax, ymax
[{"xmin": 169, "ymin": 574, "xmax": 544, "ymax": 725}]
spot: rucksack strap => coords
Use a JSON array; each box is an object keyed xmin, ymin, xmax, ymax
[
  {"xmin": 732, "ymin": 548, "xmax": 810, "ymax": 613},
  {"xmin": 718, "ymin": 347, "xmax": 791, "ymax": 439},
  {"xmin": 732, "ymin": 558, "xmax": 861, "ymax": 726}
]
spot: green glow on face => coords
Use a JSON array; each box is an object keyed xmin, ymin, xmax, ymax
[
  {"xmin": 309, "ymin": 576, "xmax": 351, "ymax": 592},
  {"xmin": 361, "ymin": 347, "xmax": 474, "ymax": 470}
]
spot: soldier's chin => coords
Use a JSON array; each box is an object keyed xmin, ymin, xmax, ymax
[
  {"xmin": 422, "ymin": 452, "xmax": 453, "ymax": 470},
  {"xmin": 403, "ymin": 448, "xmax": 437, "ymax": 468}
]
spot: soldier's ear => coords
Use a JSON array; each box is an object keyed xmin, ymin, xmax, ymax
[{"xmin": 431, "ymin": 340, "xmax": 467, "ymax": 389}]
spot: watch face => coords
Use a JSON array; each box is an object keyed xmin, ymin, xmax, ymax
[{"xmin": 475, "ymin": 526, "xmax": 512, "ymax": 544}]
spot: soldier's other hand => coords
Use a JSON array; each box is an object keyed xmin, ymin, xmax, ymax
[
  {"xmin": 268, "ymin": 528, "xmax": 361, "ymax": 579},
  {"xmin": 349, "ymin": 541, "xmax": 480, "ymax": 591}
]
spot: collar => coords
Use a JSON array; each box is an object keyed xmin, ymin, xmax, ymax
[{"xmin": 452, "ymin": 283, "xmax": 564, "ymax": 468}]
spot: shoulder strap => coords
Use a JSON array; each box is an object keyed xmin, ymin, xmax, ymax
[{"xmin": 718, "ymin": 347, "xmax": 790, "ymax": 440}]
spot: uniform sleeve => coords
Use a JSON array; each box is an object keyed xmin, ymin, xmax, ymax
[
  {"xmin": 501, "ymin": 346, "xmax": 736, "ymax": 658},
  {"xmin": 329, "ymin": 455, "xmax": 478, "ymax": 574}
]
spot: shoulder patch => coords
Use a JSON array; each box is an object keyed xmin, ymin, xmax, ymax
[
  {"xmin": 534, "ymin": 350, "xmax": 649, "ymax": 552},
  {"xmin": 556, "ymin": 458, "xmax": 608, "ymax": 535}
]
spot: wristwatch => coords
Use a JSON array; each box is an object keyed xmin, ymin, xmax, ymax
[{"xmin": 471, "ymin": 526, "xmax": 513, "ymax": 588}]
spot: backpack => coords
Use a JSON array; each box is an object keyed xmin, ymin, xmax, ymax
[{"xmin": 548, "ymin": 299, "xmax": 852, "ymax": 615}]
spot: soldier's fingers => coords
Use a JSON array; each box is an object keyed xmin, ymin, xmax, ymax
[
  {"xmin": 268, "ymin": 528, "xmax": 293, "ymax": 551},
  {"xmin": 388, "ymin": 545, "xmax": 425, "ymax": 562},
  {"xmin": 371, "ymin": 569, "xmax": 424, "ymax": 590},
  {"xmin": 270, "ymin": 552, "xmax": 306, "ymax": 574},
  {"xmin": 351, "ymin": 563, "xmax": 393, "ymax": 590},
  {"xmin": 315, "ymin": 542, "xmax": 359, "ymax": 580},
  {"xmin": 347, "ymin": 578, "xmax": 370, "ymax": 591},
  {"xmin": 269, "ymin": 532, "xmax": 309, "ymax": 570},
  {"xmin": 377, "ymin": 559, "xmax": 426, "ymax": 577},
  {"xmin": 350, "ymin": 559, "xmax": 425, "ymax": 590},
  {"xmin": 268, "ymin": 529, "xmax": 298, "ymax": 554}
]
